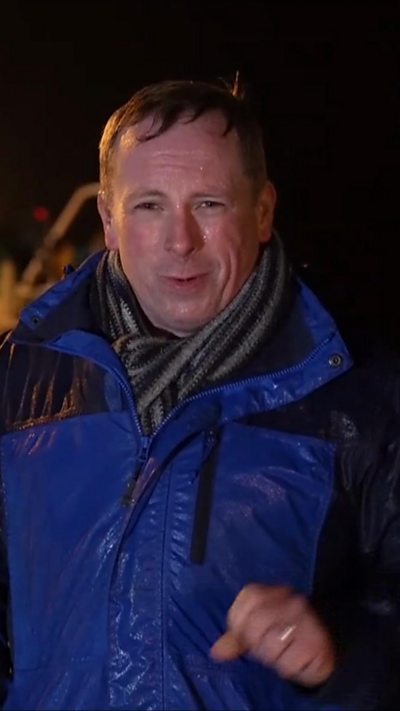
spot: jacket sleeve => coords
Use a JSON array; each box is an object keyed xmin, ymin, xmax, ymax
[
  {"xmin": 313, "ymin": 431, "xmax": 400, "ymax": 710},
  {"xmin": 0, "ymin": 348, "xmax": 11, "ymax": 702},
  {"xmin": 0, "ymin": 432, "xmax": 11, "ymax": 703},
  {"xmin": 0, "ymin": 533, "xmax": 10, "ymax": 703}
]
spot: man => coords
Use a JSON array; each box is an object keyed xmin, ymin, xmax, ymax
[{"xmin": 0, "ymin": 79, "xmax": 399, "ymax": 710}]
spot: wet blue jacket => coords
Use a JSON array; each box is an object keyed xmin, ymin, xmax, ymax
[{"xmin": 1, "ymin": 252, "xmax": 399, "ymax": 710}]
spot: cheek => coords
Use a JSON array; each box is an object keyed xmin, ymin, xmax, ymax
[
  {"xmin": 116, "ymin": 218, "xmax": 153, "ymax": 255},
  {"xmin": 216, "ymin": 235, "xmax": 260, "ymax": 289},
  {"xmin": 118, "ymin": 230, "xmax": 160, "ymax": 287},
  {"xmin": 206, "ymin": 227, "xmax": 249, "ymax": 266},
  {"xmin": 201, "ymin": 218, "xmax": 235, "ymax": 253}
]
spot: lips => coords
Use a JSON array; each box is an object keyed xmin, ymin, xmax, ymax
[
  {"xmin": 163, "ymin": 274, "xmax": 206, "ymax": 280},
  {"xmin": 160, "ymin": 273, "xmax": 208, "ymax": 291}
]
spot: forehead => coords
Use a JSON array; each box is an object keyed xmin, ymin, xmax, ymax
[{"xmin": 113, "ymin": 111, "xmax": 243, "ymax": 176}]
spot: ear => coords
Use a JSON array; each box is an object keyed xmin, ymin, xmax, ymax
[
  {"xmin": 97, "ymin": 191, "xmax": 118, "ymax": 250},
  {"xmin": 257, "ymin": 181, "xmax": 277, "ymax": 244}
]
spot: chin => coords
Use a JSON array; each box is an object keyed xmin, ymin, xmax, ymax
[
  {"xmin": 156, "ymin": 306, "xmax": 218, "ymax": 337},
  {"xmin": 166, "ymin": 325, "xmax": 200, "ymax": 338},
  {"xmin": 164, "ymin": 318, "xmax": 209, "ymax": 338}
]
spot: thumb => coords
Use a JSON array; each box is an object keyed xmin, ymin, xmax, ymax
[{"xmin": 210, "ymin": 631, "xmax": 247, "ymax": 662}]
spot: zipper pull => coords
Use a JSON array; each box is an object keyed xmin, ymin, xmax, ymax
[
  {"xmin": 122, "ymin": 436, "xmax": 151, "ymax": 506},
  {"xmin": 204, "ymin": 428, "xmax": 217, "ymax": 458}
]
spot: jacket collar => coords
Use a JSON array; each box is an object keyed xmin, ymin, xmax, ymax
[
  {"xmin": 10, "ymin": 250, "xmax": 352, "ymax": 382},
  {"xmin": 11, "ymin": 251, "xmax": 103, "ymax": 344}
]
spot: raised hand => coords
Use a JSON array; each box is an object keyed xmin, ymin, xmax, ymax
[{"xmin": 211, "ymin": 584, "xmax": 335, "ymax": 687}]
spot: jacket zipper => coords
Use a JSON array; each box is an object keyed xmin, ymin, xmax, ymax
[
  {"xmin": 121, "ymin": 437, "xmax": 151, "ymax": 506},
  {"xmin": 148, "ymin": 334, "xmax": 342, "ymax": 437}
]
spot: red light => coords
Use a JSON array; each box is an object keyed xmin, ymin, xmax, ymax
[{"xmin": 33, "ymin": 206, "xmax": 50, "ymax": 222}]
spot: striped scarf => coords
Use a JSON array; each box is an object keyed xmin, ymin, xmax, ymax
[{"xmin": 91, "ymin": 235, "xmax": 291, "ymax": 434}]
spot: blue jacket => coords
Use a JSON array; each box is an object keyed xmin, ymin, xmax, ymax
[{"xmin": 1, "ymin": 252, "xmax": 399, "ymax": 710}]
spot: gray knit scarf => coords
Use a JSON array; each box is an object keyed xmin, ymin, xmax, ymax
[{"xmin": 91, "ymin": 235, "xmax": 291, "ymax": 435}]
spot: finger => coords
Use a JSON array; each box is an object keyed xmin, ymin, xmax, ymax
[
  {"xmin": 291, "ymin": 653, "xmax": 335, "ymax": 687},
  {"xmin": 228, "ymin": 585, "xmax": 294, "ymax": 637},
  {"xmin": 210, "ymin": 631, "xmax": 247, "ymax": 662},
  {"xmin": 274, "ymin": 633, "xmax": 335, "ymax": 686},
  {"xmin": 250, "ymin": 622, "xmax": 298, "ymax": 666},
  {"xmin": 229, "ymin": 604, "xmax": 286, "ymax": 654},
  {"xmin": 211, "ymin": 604, "xmax": 292, "ymax": 663},
  {"xmin": 279, "ymin": 649, "xmax": 335, "ymax": 686},
  {"xmin": 212, "ymin": 587, "xmax": 291, "ymax": 664}
]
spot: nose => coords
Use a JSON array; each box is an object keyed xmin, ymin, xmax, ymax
[{"xmin": 164, "ymin": 207, "xmax": 203, "ymax": 257}]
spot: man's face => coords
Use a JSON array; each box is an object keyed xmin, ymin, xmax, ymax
[{"xmin": 98, "ymin": 111, "xmax": 276, "ymax": 336}]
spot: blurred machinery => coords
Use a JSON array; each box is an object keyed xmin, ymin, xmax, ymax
[{"xmin": 0, "ymin": 182, "xmax": 100, "ymax": 330}]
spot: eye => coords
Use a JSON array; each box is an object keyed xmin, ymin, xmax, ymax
[
  {"xmin": 198, "ymin": 200, "xmax": 224, "ymax": 209},
  {"xmin": 135, "ymin": 202, "xmax": 160, "ymax": 211}
]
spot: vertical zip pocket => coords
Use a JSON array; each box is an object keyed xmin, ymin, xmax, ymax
[{"xmin": 190, "ymin": 429, "xmax": 220, "ymax": 565}]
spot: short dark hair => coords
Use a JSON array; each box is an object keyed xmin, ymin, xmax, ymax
[{"xmin": 99, "ymin": 78, "xmax": 267, "ymax": 199}]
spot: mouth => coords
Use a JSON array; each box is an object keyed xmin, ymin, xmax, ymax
[{"xmin": 161, "ymin": 274, "xmax": 208, "ymax": 290}]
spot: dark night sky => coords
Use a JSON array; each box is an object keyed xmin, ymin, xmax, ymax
[{"xmin": 1, "ymin": 1, "xmax": 399, "ymax": 349}]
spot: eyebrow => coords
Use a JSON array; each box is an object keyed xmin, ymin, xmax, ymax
[
  {"xmin": 124, "ymin": 186, "xmax": 231, "ymax": 204},
  {"xmin": 125, "ymin": 189, "xmax": 166, "ymax": 201}
]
